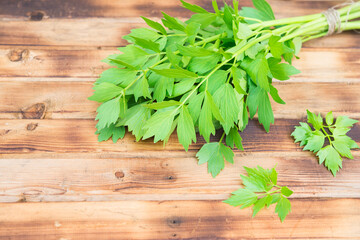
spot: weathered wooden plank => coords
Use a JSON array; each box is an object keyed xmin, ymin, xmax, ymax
[
  {"xmin": 0, "ymin": 151, "xmax": 359, "ymax": 203},
  {"xmin": 0, "ymin": 0, "xmax": 346, "ymax": 19},
  {"xmin": 0, "ymin": 81, "xmax": 359, "ymax": 119},
  {"xmin": 0, "ymin": 19, "xmax": 358, "ymax": 48},
  {"xmin": 0, "ymin": 118, "xmax": 358, "ymax": 154},
  {"xmin": 1, "ymin": 47, "xmax": 359, "ymax": 78},
  {"xmin": 0, "ymin": 199, "xmax": 359, "ymax": 239}
]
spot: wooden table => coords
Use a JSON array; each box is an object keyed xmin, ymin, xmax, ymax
[{"xmin": 0, "ymin": 0, "xmax": 359, "ymax": 239}]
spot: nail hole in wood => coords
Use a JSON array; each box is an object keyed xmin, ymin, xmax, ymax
[
  {"xmin": 29, "ymin": 11, "xmax": 45, "ymax": 21},
  {"xmin": 167, "ymin": 217, "xmax": 181, "ymax": 228}
]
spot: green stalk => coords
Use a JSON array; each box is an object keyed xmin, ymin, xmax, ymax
[
  {"xmin": 321, "ymin": 126, "xmax": 333, "ymax": 145},
  {"xmin": 281, "ymin": 10, "xmax": 360, "ymax": 42},
  {"xmin": 249, "ymin": 2, "xmax": 360, "ymax": 30}
]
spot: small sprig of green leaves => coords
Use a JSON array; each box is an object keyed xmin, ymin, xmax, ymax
[
  {"xmin": 224, "ymin": 166, "xmax": 293, "ymax": 222},
  {"xmin": 292, "ymin": 110, "xmax": 359, "ymax": 176}
]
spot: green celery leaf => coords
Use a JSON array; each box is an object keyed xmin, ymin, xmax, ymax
[
  {"xmin": 199, "ymin": 91, "xmax": 223, "ymax": 142},
  {"xmin": 269, "ymin": 168, "xmax": 277, "ymax": 185},
  {"xmin": 118, "ymin": 105, "xmax": 151, "ymax": 141},
  {"xmin": 223, "ymin": 189, "xmax": 258, "ymax": 208},
  {"xmin": 226, "ymin": 127, "xmax": 244, "ymax": 150},
  {"xmin": 241, "ymin": 174, "xmax": 268, "ymax": 192},
  {"xmin": 231, "ymin": 67, "xmax": 247, "ymax": 95},
  {"xmin": 326, "ymin": 111, "xmax": 334, "ymax": 126},
  {"xmin": 335, "ymin": 135, "xmax": 359, "ymax": 149},
  {"xmin": 166, "ymin": 47, "xmax": 182, "ymax": 68},
  {"xmin": 188, "ymin": 54, "xmax": 222, "ymax": 74},
  {"xmin": 95, "ymin": 97, "xmax": 121, "ymax": 130},
  {"xmin": 332, "ymin": 139, "xmax": 353, "ymax": 159},
  {"xmin": 141, "ymin": 16, "xmax": 167, "ymax": 35},
  {"xmin": 124, "ymin": 28, "xmax": 160, "ymax": 42},
  {"xmin": 177, "ymin": 105, "xmax": 196, "ymax": 151},
  {"xmin": 196, "ymin": 142, "xmax": 234, "ymax": 177},
  {"xmin": 200, "ymin": 70, "xmax": 227, "ymax": 95},
  {"xmin": 268, "ymin": 57, "xmax": 300, "ymax": 81},
  {"xmin": 88, "ymin": 82, "xmax": 123, "ymax": 103},
  {"xmin": 172, "ymin": 78, "xmax": 196, "ymax": 97},
  {"xmin": 237, "ymin": 23, "xmax": 253, "ymax": 40},
  {"xmin": 213, "ymin": 83, "xmax": 240, "ymax": 134},
  {"xmin": 239, "ymin": 7, "xmax": 271, "ymax": 22},
  {"xmin": 142, "ymin": 108, "xmax": 178, "ymax": 142},
  {"xmin": 281, "ymin": 186, "xmax": 293, "ymax": 197},
  {"xmin": 245, "ymin": 43, "xmax": 265, "ymax": 59},
  {"xmin": 335, "ymin": 116, "xmax": 358, "ymax": 128},
  {"xmin": 188, "ymin": 91, "xmax": 205, "ymax": 124},
  {"xmin": 252, "ymin": 196, "xmax": 268, "ymax": 217},
  {"xmin": 144, "ymin": 100, "xmax": 181, "ymax": 110},
  {"xmin": 185, "ymin": 13, "xmax": 217, "ymax": 28},
  {"xmin": 291, "ymin": 122, "xmax": 312, "ymax": 146},
  {"xmin": 252, "ymin": 0, "xmax": 275, "ymax": 20},
  {"xmin": 307, "ymin": 110, "xmax": 323, "ymax": 130},
  {"xmin": 268, "ymin": 35, "xmax": 293, "ymax": 59},
  {"xmin": 161, "ymin": 12, "xmax": 185, "ymax": 31},
  {"xmin": 303, "ymin": 130, "xmax": 325, "ymax": 153},
  {"xmin": 132, "ymin": 76, "xmax": 151, "ymax": 101},
  {"xmin": 185, "ymin": 22, "xmax": 201, "ymax": 44},
  {"xmin": 317, "ymin": 145, "xmax": 342, "ymax": 176},
  {"xmin": 153, "ymin": 75, "xmax": 174, "ymax": 102},
  {"xmin": 114, "ymin": 45, "xmax": 150, "ymax": 69},
  {"xmin": 180, "ymin": 0, "xmax": 208, "ymax": 13},
  {"xmin": 269, "ymin": 85, "xmax": 285, "ymax": 104},
  {"xmin": 247, "ymin": 83, "xmax": 274, "ymax": 132},
  {"xmin": 97, "ymin": 124, "xmax": 125, "ymax": 143},
  {"xmin": 131, "ymin": 36, "xmax": 160, "ymax": 53},
  {"xmin": 241, "ymin": 54, "xmax": 270, "ymax": 92},
  {"xmin": 96, "ymin": 68, "xmax": 138, "ymax": 87},
  {"xmin": 223, "ymin": 3, "xmax": 234, "ymax": 29},
  {"xmin": 275, "ymin": 196, "xmax": 291, "ymax": 222},
  {"xmin": 177, "ymin": 44, "xmax": 214, "ymax": 57}
]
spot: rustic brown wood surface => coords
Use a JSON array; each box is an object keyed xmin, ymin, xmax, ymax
[{"xmin": 0, "ymin": 0, "xmax": 359, "ymax": 239}]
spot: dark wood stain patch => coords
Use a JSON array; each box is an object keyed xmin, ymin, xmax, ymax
[
  {"xmin": 0, "ymin": 0, "xmax": 109, "ymax": 18},
  {"xmin": 21, "ymin": 103, "xmax": 46, "ymax": 119}
]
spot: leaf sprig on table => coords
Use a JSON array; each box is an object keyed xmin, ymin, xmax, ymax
[
  {"xmin": 292, "ymin": 110, "xmax": 359, "ymax": 176},
  {"xmin": 89, "ymin": 0, "xmax": 360, "ymax": 177},
  {"xmin": 224, "ymin": 166, "xmax": 293, "ymax": 222}
]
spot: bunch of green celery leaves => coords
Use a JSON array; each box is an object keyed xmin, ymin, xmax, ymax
[{"xmin": 89, "ymin": 0, "xmax": 360, "ymax": 177}]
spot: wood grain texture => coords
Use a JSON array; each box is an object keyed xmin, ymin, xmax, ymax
[
  {"xmin": 0, "ymin": 0, "xmax": 348, "ymax": 19},
  {"xmin": 1, "ymin": 47, "xmax": 359, "ymax": 78},
  {"xmin": 0, "ymin": 19, "xmax": 358, "ymax": 48},
  {"xmin": 0, "ymin": 0, "xmax": 359, "ymax": 238},
  {"xmin": 0, "ymin": 81, "xmax": 359, "ymax": 119},
  {"xmin": 0, "ymin": 152, "xmax": 359, "ymax": 203},
  {"xmin": 0, "ymin": 199, "xmax": 359, "ymax": 239}
]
